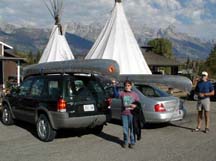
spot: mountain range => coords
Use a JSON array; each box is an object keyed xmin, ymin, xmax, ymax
[
  {"xmin": 0, "ymin": 22, "xmax": 213, "ymax": 60},
  {"xmin": 0, "ymin": 23, "xmax": 93, "ymax": 57}
]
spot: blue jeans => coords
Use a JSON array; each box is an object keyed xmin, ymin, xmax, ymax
[{"xmin": 122, "ymin": 114, "xmax": 135, "ymax": 145}]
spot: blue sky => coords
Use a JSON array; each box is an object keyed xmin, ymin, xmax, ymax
[{"xmin": 1, "ymin": 0, "xmax": 216, "ymax": 40}]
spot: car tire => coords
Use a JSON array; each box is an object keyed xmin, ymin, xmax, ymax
[
  {"xmin": 92, "ymin": 125, "xmax": 104, "ymax": 134},
  {"xmin": 36, "ymin": 114, "xmax": 56, "ymax": 142},
  {"xmin": 1, "ymin": 104, "xmax": 14, "ymax": 125}
]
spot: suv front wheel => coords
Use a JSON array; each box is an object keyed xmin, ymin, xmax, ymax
[
  {"xmin": 36, "ymin": 114, "xmax": 56, "ymax": 142},
  {"xmin": 1, "ymin": 104, "xmax": 14, "ymax": 125}
]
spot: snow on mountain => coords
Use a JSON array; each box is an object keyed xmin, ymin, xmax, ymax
[{"xmin": 0, "ymin": 22, "xmax": 213, "ymax": 60}]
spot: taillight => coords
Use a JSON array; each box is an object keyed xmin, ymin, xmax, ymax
[
  {"xmin": 154, "ymin": 103, "xmax": 166, "ymax": 112},
  {"xmin": 57, "ymin": 98, "xmax": 67, "ymax": 112},
  {"xmin": 106, "ymin": 98, "xmax": 112, "ymax": 109}
]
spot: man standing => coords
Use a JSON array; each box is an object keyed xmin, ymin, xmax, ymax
[{"xmin": 193, "ymin": 71, "xmax": 214, "ymax": 133}]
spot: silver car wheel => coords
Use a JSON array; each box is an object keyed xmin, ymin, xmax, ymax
[
  {"xmin": 1, "ymin": 105, "xmax": 14, "ymax": 125},
  {"xmin": 2, "ymin": 108, "xmax": 9, "ymax": 123},
  {"xmin": 36, "ymin": 114, "xmax": 56, "ymax": 142},
  {"xmin": 37, "ymin": 119, "xmax": 48, "ymax": 139}
]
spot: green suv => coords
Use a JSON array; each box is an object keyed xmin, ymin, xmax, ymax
[{"xmin": 1, "ymin": 59, "xmax": 119, "ymax": 142}]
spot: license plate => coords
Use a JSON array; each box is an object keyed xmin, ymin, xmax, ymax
[
  {"xmin": 166, "ymin": 107, "xmax": 174, "ymax": 112},
  {"xmin": 83, "ymin": 104, "xmax": 95, "ymax": 112}
]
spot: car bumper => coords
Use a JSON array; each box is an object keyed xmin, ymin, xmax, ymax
[
  {"xmin": 49, "ymin": 112, "xmax": 106, "ymax": 129},
  {"xmin": 144, "ymin": 109, "xmax": 184, "ymax": 123}
]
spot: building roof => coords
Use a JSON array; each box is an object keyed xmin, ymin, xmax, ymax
[
  {"xmin": 0, "ymin": 41, "xmax": 13, "ymax": 49},
  {"xmin": 0, "ymin": 49, "xmax": 27, "ymax": 64},
  {"xmin": 0, "ymin": 56, "xmax": 26, "ymax": 62},
  {"xmin": 143, "ymin": 51, "xmax": 182, "ymax": 66}
]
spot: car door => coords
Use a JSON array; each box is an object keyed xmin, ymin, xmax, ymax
[
  {"xmin": 14, "ymin": 77, "xmax": 46, "ymax": 123},
  {"xmin": 105, "ymin": 86, "xmax": 122, "ymax": 120},
  {"xmin": 24, "ymin": 77, "xmax": 46, "ymax": 123},
  {"xmin": 45, "ymin": 77, "xmax": 63, "ymax": 112},
  {"xmin": 12, "ymin": 77, "xmax": 34, "ymax": 121}
]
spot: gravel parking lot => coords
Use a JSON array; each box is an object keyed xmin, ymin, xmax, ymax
[{"xmin": 0, "ymin": 100, "xmax": 216, "ymax": 161}]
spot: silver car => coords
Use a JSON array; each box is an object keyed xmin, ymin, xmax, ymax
[{"xmin": 108, "ymin": 83, "xmax": 186, "ymax": 125}]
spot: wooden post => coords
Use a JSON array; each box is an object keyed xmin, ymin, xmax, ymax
[
  {"xmin": 17, "ymin": 60, "xmax": 20, "ymax": 86},
  {"xmin": 0, "ymin": 43, "xmax": 3, "ymax": 56},
  {"xmin": 1, "ymin": 44, "xmax": 5, "ymax": 88}
]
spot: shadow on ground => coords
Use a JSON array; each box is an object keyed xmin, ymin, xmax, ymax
[
  {"xmin": 95, "ymin": 132, "xmax": 123, "ymax": 146},
  {"xmin": 168, "ymin": 117, "xmax": 194, "ymax": 131},
  {"xmin": 0, "ymin": 118, "xmax": 123, "ymax": 145},
  {"xmin": 13, "ymin": 121, "xmax": 104, "ymax": 140},
  {"xmin": 109, "ymin": 119, "xmax": 170, "ymax": 129},
  {"xmin": 169, "ymin": 123, "xmax": 194, "ymax": 131}
]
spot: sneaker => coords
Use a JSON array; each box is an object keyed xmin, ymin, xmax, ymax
[
  {"xmin": 204, "ymin": 128, "xmax": 209, "ymax": 133},
  {"xmin": 129, "ymin": 144, "xmax": 135, "ymax": 149},
  {"xmin": 137, "ymin": 136, "xmax": 141, "ymax": 141},
  {"xmin": 192, "ymin": 128, "xmax": 201, "ymax": 132}
]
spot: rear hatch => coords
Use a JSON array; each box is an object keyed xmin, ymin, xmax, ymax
[{"xmin": 63, "ymin": 76, "xmax": 106, "ymax": 117}]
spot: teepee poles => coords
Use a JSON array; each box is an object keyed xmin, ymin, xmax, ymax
[
  {"xmin": 43, "ymin": 0, "xmax": 64, "ymax": 34},
  {"xmin": 39, "ymin": 0, "xmax": 74, "ymax": 63}
]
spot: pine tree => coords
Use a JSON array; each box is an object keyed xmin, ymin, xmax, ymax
[
  {"xmin": 205, "ymin": 44, "xmax": 216, "ymax": 78},
  {"xmin": 27, "ymin": 50, "xmax": 34, "ymax": 64},
  {"xmin": 147, "ymin": 38, "xmax": 173, "ymax": 59},
  {"xmin": 35, "ymin": 50, "xmax": 42, "ymax": 63}
]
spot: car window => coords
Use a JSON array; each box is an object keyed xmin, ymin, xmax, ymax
[
  {"xmin": 18, "ymin": 79, "xmax": 33, "ymax": 96},
  {"xmin": 65, "ymin": 79, "xmax": 87, "ymax": 97},
  {"xmin": 136, "ymin": 85, "xmax": 170, "ymax": 97},
  {"xmin": 87, "ymin": 80, "xmax": 104, "ymax": 95},
  {"xmin": 154, "ymin": 88, "xmax": 170, "ymax": 97},
  {"xmin": 30, "ymin": 79, "xmax": 45, "ymax": 97},
  {"xmin": 74, "ymin": 80, "xmax": 85, "ymax": 93},
  {"xmin": 139, "ymin": 86, "xmax": 157, "ymax": 97},
  {"xmin": 87, "ymin": 80, "xmax": 106, "ymax": 103},
  {"xmin": 65, "ymin": 80, "xmax": 75, "ymax": 97},
  {"xmin": 67, "ymin": 79, "xmax": 94, "ymax": 101},
  {"xmin": 48, "ymin": 80, "xmax": 60, "ymax": 99}
]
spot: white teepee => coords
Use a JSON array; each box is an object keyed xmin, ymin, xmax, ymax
[
  {"xmin": 85, "ymin": 0, "xmax": 151, "ymax": 74},
  {"xmin": 39, "ymin": 0, "xmax": 74, "ymax": 64}
]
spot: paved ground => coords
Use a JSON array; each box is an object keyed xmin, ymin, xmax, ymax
[{"xmin": 0, "ymin": 100, "xmax": 216, "ymax": 161}]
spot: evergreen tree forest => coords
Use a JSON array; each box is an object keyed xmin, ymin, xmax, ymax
[
  {"xmin": 147, "ymin": 38, "xmax": 216, "ymax": 80},
  {"xmin": 205, "ymin": 44, "xmax": 216, "ymax": 78},
  {"xmin": 147, "ymin": 38, "xmax": 173, "ymax": 59},
  {"xmin": 14, "ymin": 48, "xmax": 42, "ymax": 65}
]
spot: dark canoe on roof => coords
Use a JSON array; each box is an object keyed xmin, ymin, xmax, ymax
[
  {"xmin": 23, "ymin": 59, "xmax": 120, "ymax": 79},
  {"xmin": 120, "ymin": 74, "xmax": 192, "ymax": 93}
]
